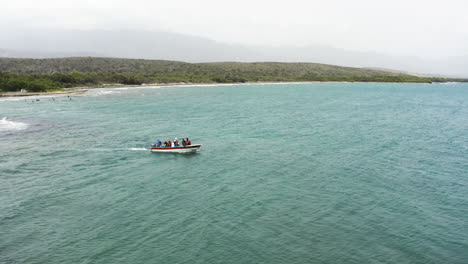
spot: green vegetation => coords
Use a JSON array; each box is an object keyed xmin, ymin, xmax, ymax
[
  {"xmin": 1, "ymin": 57, "xmax": 466, "ymax": 92},
  {"xmin": 0, "ymin": 72, "xmax": 61, "ymax": 92}
]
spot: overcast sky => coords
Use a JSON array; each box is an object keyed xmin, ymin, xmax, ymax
[{"xmin": 2, "ymin": 0, "xmax": 468, "ymax": 58}]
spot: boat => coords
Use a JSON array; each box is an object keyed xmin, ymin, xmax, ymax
[{"xmin": 150, "ymin": 144, "xmax": 202, "ymax": 153}]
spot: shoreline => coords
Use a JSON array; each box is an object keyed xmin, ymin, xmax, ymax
[
  {"xmin": 0, "ymin": 88, "xmax": 88, "ymax": 98},
  {"xmin": 0, "ymin": 80, "xmax": 446, "ymax": 98}
]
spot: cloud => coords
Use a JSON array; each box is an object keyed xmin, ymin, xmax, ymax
[{"xmin": 1, "ymin": 0, "xmax": 468, "ymax": 58}]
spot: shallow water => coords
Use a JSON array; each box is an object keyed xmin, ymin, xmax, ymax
[{"xmin": 1, "ymin": 83, "xmax": 467, "ymax": 263}]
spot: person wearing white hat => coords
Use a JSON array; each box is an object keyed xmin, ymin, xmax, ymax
[{"xmin": 173, "ymin": 138, "xmax": 179, "ymax": 147}]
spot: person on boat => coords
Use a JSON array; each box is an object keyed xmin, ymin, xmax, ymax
[
  {"xmin": 173, "ymin": 138, "xmax": 179, "ymax": 147},
  {"xmin": 186, "ymin": 138, "xmax": 191, "ymax": 145},
  {"xmin": 156, "ymin": 139, "xmax": 162, "ymax": 147},
  {"xmin": 182, "ymin": 138, "xmax": 187, "ymax": 147}
]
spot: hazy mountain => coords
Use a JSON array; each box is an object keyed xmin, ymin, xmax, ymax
[
  {"xmin": 0, "ymin": 48, "xmax": 100, "ymax": 58},
  {"xmin": 0, "ymin": 29, "xmax": 467, "ymax": 77},
  {"xmin": 0, "ymin": 29, "xmax": 259, "ymax": 62}
]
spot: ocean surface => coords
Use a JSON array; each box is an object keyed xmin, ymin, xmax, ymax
[{"xmin": 1, "ymin": 82, "xmax": 467, "ymax": 264}]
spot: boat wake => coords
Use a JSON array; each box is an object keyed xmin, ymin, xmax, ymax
[
  {"xmin": 128, "ymin": 147, "xmax": 149, "ymax": 151},
  {"xmin": 0, "ymin": 117, "xmax": 29, "ymax": 132}
]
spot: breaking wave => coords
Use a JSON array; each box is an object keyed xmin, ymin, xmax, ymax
[
  {"xmin": 88, "ymin": 89, "xmax": 121, "ymax": 96},
  {"xmin": 0, "ymin": 117, "xmax": 29, "ymax": 132}
]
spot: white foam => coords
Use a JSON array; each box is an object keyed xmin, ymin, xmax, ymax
[
  {"xmin": 0, "ymin": 94, "xmax": 78, "ymax": 102},
  {"xmin": 88, "ymin": 89, "xmax": 121, "ymax": 96},
  {"xmin": 0, "ymin": 97, "xmax": 29, "ymax": 102},
  {"xmin": 0, "ymin": 117, "xmax": 29, "ymax": 132},
  {"xmin": 128, "ymin": 148, "xmax": 148, "ymax": 151}
]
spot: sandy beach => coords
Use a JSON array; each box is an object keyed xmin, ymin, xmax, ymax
[
  {"xmin": 0, "ymin": 88, "xmax": 88, "ymax": 97},
  {"xmin": 0, "ymin": 82, "xmax": 211, "ymax": 98},
  {"xmin": 0, "ymin": 80, "xmax": 440, "ymax": 99}
]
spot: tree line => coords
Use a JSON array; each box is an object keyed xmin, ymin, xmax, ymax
[{"xmin": 0, "ymin": 71, "xmax": 465, "ymax": 93}]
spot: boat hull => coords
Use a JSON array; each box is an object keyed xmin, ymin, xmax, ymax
[{"xmin": 150, "ymin": 144, "xmax": 202, "ymax": 153}]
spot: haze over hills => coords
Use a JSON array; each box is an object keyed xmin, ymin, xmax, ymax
[{"xmin": 1, "ymin": 29, "xmax": 467, "ymax": 77}]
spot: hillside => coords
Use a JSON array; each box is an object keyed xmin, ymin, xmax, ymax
[
  {"xmin": 1, "ymin": 57, "xmax": 465, "ymax": 93},
  {"xmin": 0, "ymin": 57, "xmax": 399, "ymax": 77}
]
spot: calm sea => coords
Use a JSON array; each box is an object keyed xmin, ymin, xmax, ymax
[{"xmin": 1, "ymin": 82, "xmax": 467, "ymax": 264}]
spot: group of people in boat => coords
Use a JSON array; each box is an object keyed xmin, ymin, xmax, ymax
[{"xmin": 153, "ymin": 138, "xmax": 192, "ymax": 148}]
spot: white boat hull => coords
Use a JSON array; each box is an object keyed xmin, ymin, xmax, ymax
[{"xmin": 150, "ymin": 144, "xmax": 202, "ymax": 153}]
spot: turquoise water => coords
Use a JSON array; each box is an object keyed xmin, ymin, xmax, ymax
[{"xmin": 1, "ymin": 82, "xmax": 467, "ymax": 263}]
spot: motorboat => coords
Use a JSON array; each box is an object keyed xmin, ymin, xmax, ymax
[{"xmin": 150, "ymin": 144, "xmax": 202, "ymax": 153}]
